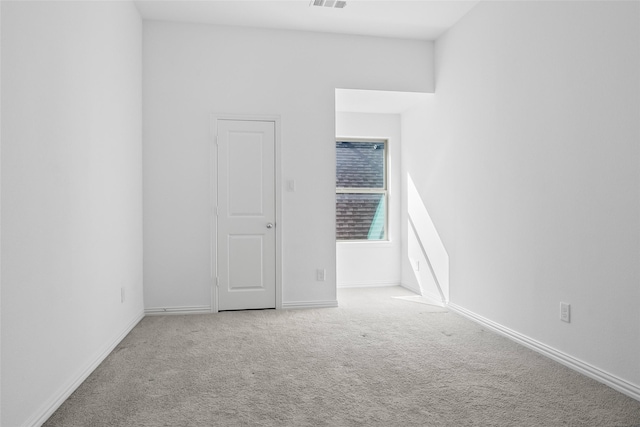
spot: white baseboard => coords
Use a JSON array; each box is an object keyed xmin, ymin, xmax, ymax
[
  {"xmin": 338, "ymin": 281, "xmax": 400, "ymax": 289},
  {"xmin": 399, "ymin": 282, "xmax": 446, "ymax": 305},
  {"xmin": 399, "ymin": 282, "xmax": 447, "ymax": 305},
  {"xmin": 399, "ymin": 281, "xmax": 421, "ymax": 294},
  {"xmin": 420, "ymin": 289, "xmax": 446, "ymax": 305},
  {"xmin": 26, "ymin": 310, "xmax": 145, "ymax": 427},
  {"xmin": 145, "ymin": 305, "xmax": 211, "ymax": 315},
  {"xmin": 282, "ymin": 300, "xmax": 338, "ymax": 309},
  {"xmin": 447, "ymin": 302, "xmax": 640, "ymax": 402}
]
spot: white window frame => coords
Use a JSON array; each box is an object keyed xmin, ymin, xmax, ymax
[{"xmin": 336, "ymin": 138, "xmax": 389, "ymax": 242}]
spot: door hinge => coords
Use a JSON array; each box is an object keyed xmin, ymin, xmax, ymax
[{"xmin": 215, "ymin": 277, "xmax": 219, "ymax": 288}]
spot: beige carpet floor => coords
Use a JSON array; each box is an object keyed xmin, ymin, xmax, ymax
[{"xmin": 44, "ymin": 286, "xmax": 640, "ymax": 426}]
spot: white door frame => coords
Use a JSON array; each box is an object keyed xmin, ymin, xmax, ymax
[{"xmin": 210, "ymin": 114, "xmax": 282, "ymax": 313}]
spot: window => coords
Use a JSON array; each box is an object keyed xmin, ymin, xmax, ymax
[{"xmin": 336, "ymin": 139, "xmax": 387, "ymax": 241}]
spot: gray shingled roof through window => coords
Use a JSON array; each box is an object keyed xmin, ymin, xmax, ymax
[{"xmin": 336, "ymin": 141, "xmax": 386, "ymax": 240}]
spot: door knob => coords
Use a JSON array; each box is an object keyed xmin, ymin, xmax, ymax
[{"xmin": 266, "ymin": 223, "xmax": 274, "ymax": 229}]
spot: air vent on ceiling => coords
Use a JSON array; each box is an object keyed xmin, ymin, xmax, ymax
[{"xmin": 310, "ymin": 0, "xmax": 347, "ymax": 9}]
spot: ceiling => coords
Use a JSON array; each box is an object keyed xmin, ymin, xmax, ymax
[{"xmin": 134, "ymin": 0, "xmax": 480, "ymax": 41}]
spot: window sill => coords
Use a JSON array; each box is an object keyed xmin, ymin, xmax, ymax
[{"xmin": 337, "ymin": 240, "xmax": 394, "ymax": 248}]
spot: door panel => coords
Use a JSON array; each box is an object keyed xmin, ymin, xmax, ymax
[
  {"xmin": 227, "ymin": 234, "xmax": 264, "ymax": 290},
  {"xmin": 228, "ymin": 133, "xmax": 264, "ymax": 215},
  {"xmin": 217, "ymin": 119, "xmax": 276, "ymax": 310}
]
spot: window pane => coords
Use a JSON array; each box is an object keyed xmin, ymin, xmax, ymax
[
  {"xmin": 336, "ymin": 193, "xmax": 386, "ymax": 240},
  {"xmin": 336, "ymin": 141, "xmax": 385, "ymax": 189}
]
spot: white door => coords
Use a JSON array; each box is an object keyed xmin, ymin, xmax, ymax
[{"xmin": 216, "ymin": 119, "xmax": 276, "ymax": 310}]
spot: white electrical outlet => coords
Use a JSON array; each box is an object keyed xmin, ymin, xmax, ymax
[
  {"xmin": 121, "ymin": 287, "xmax": 125, "ymax": 303},
  {"xmin": 560, "ymin": 302, "xmax": 570, "ymax": 323},
  {"xmin": 316, "ymin": 268, "xmax": 326, "ymax": 281}
]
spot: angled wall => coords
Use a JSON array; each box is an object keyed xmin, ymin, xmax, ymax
[{"xmin": 1, "ymin": 2, "xmax": 143, "ymax": 425}]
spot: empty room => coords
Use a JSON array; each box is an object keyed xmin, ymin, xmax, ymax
[{"xmin": 2, "ymin": 0, "xmax": 640, "ymax": 426}]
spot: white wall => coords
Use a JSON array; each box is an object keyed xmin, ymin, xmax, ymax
[
  {"xmin": 335, "ymin": 112, "xmax": 401, "ymax": 288},
  {"xmin": 404, "ymin": 1, "xmax": 640, "ymax": 389},
  {"xmin": 400, "ymin": 97, "xmax": 454, "ymax": 303},
  {"xmin": 1, "ymin": 2, "xmax": 143, "ymax": 425},
  {"xmin": 143, "ymin": 22, "xmax": 433, "ymax": 309}
]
